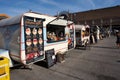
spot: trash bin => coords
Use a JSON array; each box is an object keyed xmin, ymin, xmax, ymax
[
  {"xmin": 45, "ymin": 49, "xmax": 56, "ymax": 68},
  {"xmin": 0, "ymin": 57, "xmax": 10, "ymax": 80}
]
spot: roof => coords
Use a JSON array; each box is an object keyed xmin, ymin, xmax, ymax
[
  {"xmin": 75, "ymin": 25, "xmax": 86, "ymax": 30},
  {"xmin": 0, "ymin": 12, "xmax": 73, "ymax": 27},
  {"xmin": 75, "ymin": 25, "xmax": 90, "ymax": 30},
  {"xmin": 0, "ymin": 15, "xmax": 22, "ymax": 27}
]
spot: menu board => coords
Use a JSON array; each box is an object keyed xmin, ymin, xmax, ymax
[{"xmin": 24, "ymin": 16, "xmax": 45, "ymax": 64}]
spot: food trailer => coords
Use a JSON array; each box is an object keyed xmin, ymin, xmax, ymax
[
  {"xmin": 0, "ymin": 12, "xmax": 45, "ymax": 67},
  {"xmin": 0, "ymin": 12, "xmax": 74, "ymax": 67},
  {"xmin": 75, "ymin": 25, "xmax": 90, "ymax": 48}
]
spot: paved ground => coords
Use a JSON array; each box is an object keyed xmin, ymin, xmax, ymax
[{"xmin": 10, "ymin": 36, "xmax": 120, "ymax": 80}]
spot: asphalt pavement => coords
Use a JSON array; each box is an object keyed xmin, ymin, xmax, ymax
[{"xmin": 10, "ymin": 36, "xmax": 120, "ymax": 80}]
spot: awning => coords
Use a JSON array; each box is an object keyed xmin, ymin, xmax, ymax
[{"xmin": 49, "ymin": 18, "xmax": 73, "ymax": 26}]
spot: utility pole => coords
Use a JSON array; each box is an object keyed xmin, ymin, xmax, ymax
[{"xmin": 110, "ymin": 18, "xmax": 112, "ymax": 36}]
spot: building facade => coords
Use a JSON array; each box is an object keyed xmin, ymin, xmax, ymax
[{"xmin": 68, "ymin": 5, "xmax": 120, "ymax": 30}]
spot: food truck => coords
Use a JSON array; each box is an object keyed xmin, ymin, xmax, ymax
[
  {"xmin": 0, "ymin": 12, "xmax": 74, "ymax": 67},
  {"xmin": 0, "ymin": 12, "xmax": 46, "ymax": 67},
  {"xmin": 66, "ymin": 23, "xmax": 76, "ymax": 49},
  {"xmin": 75, "ymin": 25, "xmax": 90, "ymax": 48}
]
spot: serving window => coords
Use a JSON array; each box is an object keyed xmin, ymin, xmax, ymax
[
  {"xmin": 47, "ymin": 24, "xmax": 66, "ymax": 43},
  {"xmin": 84, "ymin": 28, "xmax": 90, "ymax": 36}
]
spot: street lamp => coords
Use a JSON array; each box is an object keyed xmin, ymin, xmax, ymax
[{"xmin": 73, "ymin": 13, "xmax": 76, "ymax": 23}]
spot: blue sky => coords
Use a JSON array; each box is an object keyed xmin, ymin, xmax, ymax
[{"xmin": 0, "ymin": 0, "xmax": 120, "ymax": 16}]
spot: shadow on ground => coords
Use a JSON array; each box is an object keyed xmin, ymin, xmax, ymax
[{"xmin": 97, "ymin": 74, "xmax": 117, "ymax": 80}]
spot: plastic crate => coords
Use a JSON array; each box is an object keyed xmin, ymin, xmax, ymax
[
  {"xmin": 45, "ymin": 49, "xmax": 56, "ymax": 68},
  {"xmin": 0, "ymin": 57, "xmax": 10, "ymax": 80}
]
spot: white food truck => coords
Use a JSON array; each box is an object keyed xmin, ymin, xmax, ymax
[
  {"xmin": 0, "ymin": 12, "xmax": 74, "ymax": 67},
  {"xmin": 75, "ymin": 25, "xmax": 90, "ymax": 48}
]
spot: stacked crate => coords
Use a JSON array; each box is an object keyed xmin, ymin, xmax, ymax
[{"xmin": 0, "ymin": 57, "xmax": 10, "ymax": 80}]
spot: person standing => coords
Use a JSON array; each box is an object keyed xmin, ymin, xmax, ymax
[{"xmin": 116, "ymin": 31, "xmax": 120, "ymax": 48}]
